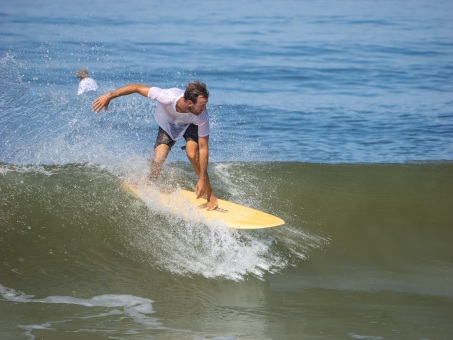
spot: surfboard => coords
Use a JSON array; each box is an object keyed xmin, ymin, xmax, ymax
[{"xmin": 120, "ymin": 181, "xmax": 285, "ymax": 230}]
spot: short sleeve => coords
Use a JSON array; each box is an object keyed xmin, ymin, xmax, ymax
[
  {"xmin": 148, "ymin": 87, "xmax": 178, "ymax": 104},
  {"xmin": 196, "ymin": 112, "xmax": 210, "ymax": 137}
]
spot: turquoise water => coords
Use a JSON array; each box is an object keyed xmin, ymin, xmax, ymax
[{"xmin": 1, "ymin": 0, "xmax": 453, "ymax": 339}]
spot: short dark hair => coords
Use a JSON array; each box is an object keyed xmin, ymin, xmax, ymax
[{"xmin": 184, "ymin": 81, "xmax": 209, "ymax": 103}]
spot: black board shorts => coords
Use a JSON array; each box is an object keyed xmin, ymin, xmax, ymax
[{"xmin": 154, "ymin": 124, "xmax": 199, "ymax": 149}]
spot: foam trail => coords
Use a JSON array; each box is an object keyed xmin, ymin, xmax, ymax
[{"xmin": 0, "ymin": 283, "xmax": 164, "ymax": 330}]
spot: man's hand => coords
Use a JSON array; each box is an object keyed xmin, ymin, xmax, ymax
[
  {"xmin": 195, "ymin": 178, "xmax": 218, "ymax": 211},
  {"xmin": 195, "ymin": 178, "xmax": 207, "ymax": 199},
  {"xmin": 92, "ymin": 93, "xmax": 112, "ymax": 113}
]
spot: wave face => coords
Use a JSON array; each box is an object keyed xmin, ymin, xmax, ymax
[
  {"xmin": 1, "ymin": 162, "xmax": 453, "ymax": 338},
  {"xmin": 0, "ymin": 162, "xmax": 326, "ymax": 281},
  {"xmin": 4, "ymin": 162, "xmax": 452, "ymax": 283}
]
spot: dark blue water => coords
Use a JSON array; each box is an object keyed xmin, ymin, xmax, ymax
[{"xmin": 1, "ymin": 0, "xmax": 452, "ymax": 166}]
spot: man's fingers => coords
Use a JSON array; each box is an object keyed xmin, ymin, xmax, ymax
[
  {"xmin": 92, "ymin": 98, "xmax": 108, "ymax": 114},
  {"xmin": 195, "ymin": 188, "xmax": 203, "ymax": 199},
  {"xmin": 195, "ymin": 184, "xmax": 205, "ymax": 199}
]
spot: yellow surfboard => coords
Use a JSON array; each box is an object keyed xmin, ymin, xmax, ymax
[{"xmin": 121, "ymin": 181, "xmax": 285, "ymax": 230}]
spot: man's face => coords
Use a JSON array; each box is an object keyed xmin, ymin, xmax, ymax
[{"xmin": 190, "ymin": 96, "xmax": 208, "ymax": 115}]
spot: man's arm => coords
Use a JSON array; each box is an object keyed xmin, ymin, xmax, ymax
[
  {"xmin": 195, "ymin": 135, "xmax": 218, "ymax": 210},
  {"xmin": 92, "ymin": 84, "xmax": 151, "ymax": 113}
]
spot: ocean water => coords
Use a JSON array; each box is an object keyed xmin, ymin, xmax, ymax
[{"xmin": 1, "ymin": 0, "xmax": 453, "ymax": 339}]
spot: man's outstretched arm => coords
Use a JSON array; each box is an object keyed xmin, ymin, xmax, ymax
[{"xmin": 92, "ymin": 84, "xmax": 151, "ymax": 113}]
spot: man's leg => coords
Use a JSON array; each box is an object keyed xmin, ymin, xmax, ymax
[
  {"xmin": 185, "ymin": 140, "xmax": 200, "ymax": 177},
  {"xmin": 183, "ymin": 124, "xmax": 218, "ymax": 210},
  {"xmin": 183, "ymin": 124, "xmax": 201, "ymax": 177},
  {"xmin": 149, "ymin": 143, "xmax": 171, "ymax": 181},
  {"xmin": 149, "ymin": 127, "xmax": 174, "ymax": 182}
]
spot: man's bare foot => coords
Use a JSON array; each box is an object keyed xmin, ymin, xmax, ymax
[{"xmin": 206, "ymin": 195, "xmax": 218, "ymax": 211}]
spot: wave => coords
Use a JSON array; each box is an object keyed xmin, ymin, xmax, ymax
[
  {"xmin": 1, "ymin": 161, "xmax": 452, "ymax": 287},
  {"xmin": 0, "ymin": 162, "xmax": 324, "ymax": 281}
]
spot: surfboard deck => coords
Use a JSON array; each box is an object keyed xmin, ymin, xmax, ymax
[{"xmin": 120, "ymin": 181, "xmax": 285, "ymax": 230}]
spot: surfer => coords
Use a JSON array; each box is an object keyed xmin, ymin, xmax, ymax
[
  {"xmin": 75, "ymin": 68, "xmax": 99, "ymax": 95},
  {"xmin": 92, "ymin": 81, "xmax": 218, "ymax": 211}
]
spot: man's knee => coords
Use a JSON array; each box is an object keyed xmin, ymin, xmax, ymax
[{"xmin": 186, "ymin": 148, "xmax": 199, "ymax": 162}]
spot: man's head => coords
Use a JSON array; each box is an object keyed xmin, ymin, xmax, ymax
[
  {"xmin": 184, "ymin": 81, "xmax": 209, "ymax": 115},
  {"xmin": 75, "ymin": 68, "xmax": 90, "ymax": 79}
]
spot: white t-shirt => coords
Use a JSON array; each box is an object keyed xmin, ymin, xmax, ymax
[
  {"xmin": 147, "ymin": 87, "xmax": 209, "ymax": 140},
  {"xmin": 77, "ymin": 77, "xmax": 99, "ymax": 95}
]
